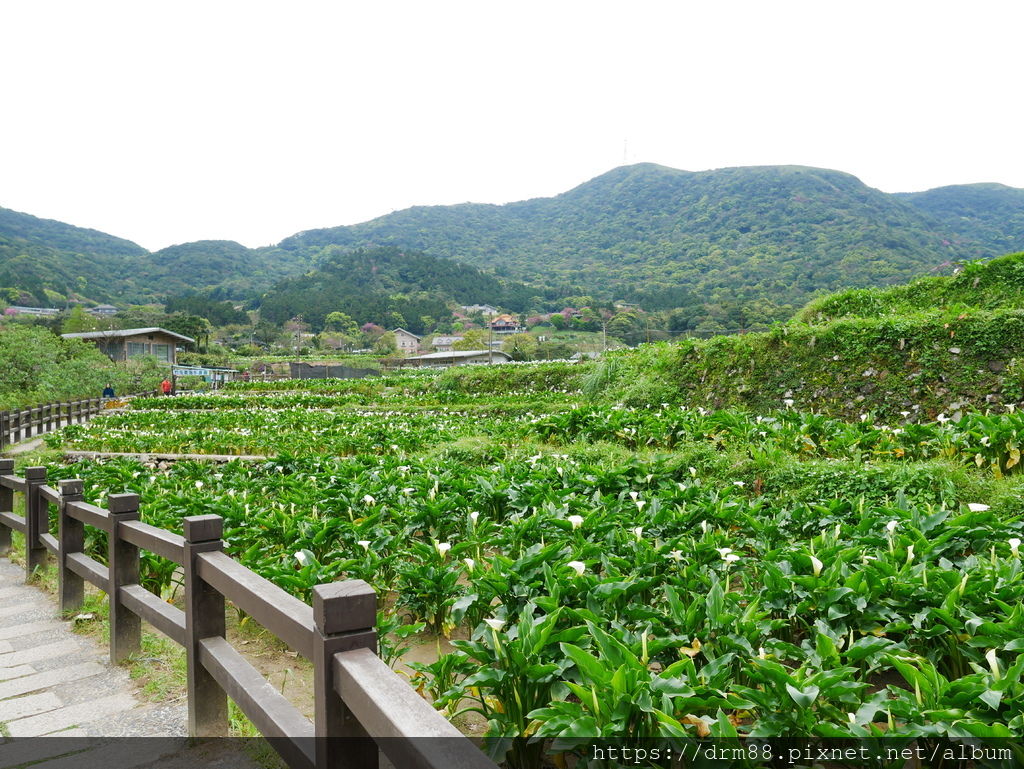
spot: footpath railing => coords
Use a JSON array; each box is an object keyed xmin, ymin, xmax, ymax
[
  {"xmin": 0, "ymin": 393, "xmax": 150, "ymax": 451},
  {"xmin": 0, "ymin": 461, "xmax": 497, "ymax": 769}
]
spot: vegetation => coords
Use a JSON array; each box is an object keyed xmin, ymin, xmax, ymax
[{"xmin": 38, "ymin": 363, "xmax": 1024, "ymax": 761}]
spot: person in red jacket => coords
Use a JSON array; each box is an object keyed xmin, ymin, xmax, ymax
[{"xmin": 160, "ymin": 378, "xmax": 172, "ymax": 396}]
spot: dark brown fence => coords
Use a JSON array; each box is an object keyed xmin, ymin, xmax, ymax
[
  {"xmin": 0, "ymin": 461, "xmax": 497, "ymax": 769},
  {"xmin": 0, "ymin": 393, "xmax": 150, "ymax": 451}
]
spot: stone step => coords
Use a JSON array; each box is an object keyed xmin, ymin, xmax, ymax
[
  {"xmin": 0, "ymin": 661, "xmax": 104, "ymax": 700},
  {"xmin": 0, "ymin": 690, "xmax": 62, "ymax": 720},
  {"xmin": 0, "ymin": 664, "xmax": 35, "ymax": 682},
  {"xmin": 0, "ymin": 619, "xmax": 63, "ymax": 641},
  {"xmin": 6, "ymin": 692, "xmax": 138, "ymax": 736},
  {"xmin": 0, "ymin": 639, "xmax": 83, "ymax": 668}
]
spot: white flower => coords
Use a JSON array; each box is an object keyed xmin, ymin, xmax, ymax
[
  {"xmin": 666, "ymin": 549, "xmax": 683, "ymax": 562},
  {"xmin": 435, "ymin": 542, "xmax": 452, "ymax": 559},
  {"xmin": 567, "ymin": 515, "xmax": 584, "ymax": 529},
  {"xmin": 810, "ymin": 555, "xmax": 823, "ymax": 577},
  {"xmin": 967, "ymin": 503, "xmax": 990, "ymax": 512},
  {"xmin": 483, "ymin": 618, "xmax": 505, "ymax": 631},
  {"xmin": 631, "ymin": 526, "xmax": 644, "ymax": 540},
  {"xmin": 905, "ymin": 545, "xmax": 915, "ymax": 564},
  {"xmin": 715, "ymin": 547, "xmax": 732, "ymax": 557},
  {"xmin": 886, "ymin": 520, "xmax": 899, "ymax": 534},
  {"xmin": 567, "ymin": 560, "xmax": 586, "ymax": 576},
  {"xmin": 629, "ymin": 490, "xmax": 639, "ymax": 501},
  {"xmin": 783, "ymin": 399, "xmax": 794, "ymax": 408},
  {"xmin": 900, "ymin": 411, "xmax": 910, "ymax": 417},
  {"xmin": 1009, "ymin": 538, "xmax": 1021, "ymax": 557},
  {"xmin": 294, "ymin": 551, "xmax": 309, "ymax": 567},
  {"xmin": 986, "ymin": 648, "xmax": 1001, "ymax": 680},
  {"xmin": 634, "ymin": 499, "xmax": 647, "ymax": 512},
  {"xmin": 469, "ymin": 511, "xmax": 480, "ymax": 525},
  {"xmin": 362, "ymin": 494, "xmax": 376, "ymax": 505},
  {"xmin": 195, "ymin": 480, "xmax": 204, "ymax": 490},
  {"xmin": 723, "ymin": 553, "xmax": 740, "ymax": 563},
  {"xmin": 733, "ymin": 481, "xmax": 745, "ymax": 488},
  {"xmin": 357, "ymin": 540, "xmax": 370, "ymax": 552},
  {"xmin": 699, "ymin": 520, "xmax": 708, "ymax": 534},
  {"xmin": 464, "ymin": 558, "xmax": 475, "ymax": 571},
  {"xmin": 936, "ymin": 413, "xmax": 950, "ymax": 424},
  {"xmin": 689, "ymin": 467, "xmax": 697, "ymax": 477}
]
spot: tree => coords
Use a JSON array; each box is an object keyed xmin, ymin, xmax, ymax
[
  {"xmin": 373, "ymin": 331, "xmax": 397, "ymax": 354},
  {"xmin": 325, "ymin": 311, "xmax": 358, "ymax": 335},
  {"xmin": 453, "ymin": 329, "xmax": 488, "ymax": 350},
  {"xmin": 501, "ymin": 333, "xmax": 538, "ymax": 361},
  {"xmin": 62, "ymin": 306, "xmax": 99, "ymax": 334}
]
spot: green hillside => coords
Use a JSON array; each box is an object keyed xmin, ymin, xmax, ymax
[
  {"xmin": 142, "ymin": 240, "xmax": 307, "ymax": 298},
  {"xmin": 591, "ymin": 251, "xmax": 1024, "ymax": 420},
  {"xmin": 279, "ymin": 164, "xmax": 1012, "ymax": 311},
  {"xmin": 258, "ymin": 246, "xmax": 542, "ymax": 332},
  {"xmin": 899, "ymin": 182, "xmax": 1024, "ymax": 257},
  {"xmin": 4, "ymin": 165, "xmax": 1024, "ymax": 317}
]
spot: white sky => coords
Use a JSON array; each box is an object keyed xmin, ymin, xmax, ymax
[{"xmin": 2, "ymin": 1, "xmax": 1022, "ymax": 252}]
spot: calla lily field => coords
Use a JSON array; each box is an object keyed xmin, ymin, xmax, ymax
[{"xmin": 41, "ymin": 366, "xmax": 1024, "ymax": 766}]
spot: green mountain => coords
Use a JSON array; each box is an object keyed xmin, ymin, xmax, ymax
[
  {"xmin": 279, "ymin": 164, "xmax": 1021, "ymax": 311},
  {"xmin": 4, "ymin": 164, "xmax": 1024, "ymax": 316},
  {"xmin": 0, "ymin": 208, "xmax": 307, "ymax": 305},
  {"xmin": 141, "ymin": 240, "xmax": 306, "ymax": 299},
  {"xmin": 898, "ymin": 183, "xmax": 1024, "ymax": 257},
  {"xmin": 259, "ymin": 246, "xmax": 541, "ymax": 333}
]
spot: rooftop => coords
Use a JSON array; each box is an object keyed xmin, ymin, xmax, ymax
[{"xmin": 61, "ymin": 327, "xmax": 196, "ymax": 344}]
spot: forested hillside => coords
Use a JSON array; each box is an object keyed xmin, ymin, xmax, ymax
[
  {"xmin": 258, "ymin": 246, "xmax": 542, "ymax": 332},
  {"xmin": 280, "ymin": 164, "xmax": 1024, "ymax": 313},
  {"xmin": 898, "ymin": 183, "xmax": 1024, "ymax": 258},
  {"xmin": 4, "ymin": 164, "xmax": 1024, "ymax": 317}
]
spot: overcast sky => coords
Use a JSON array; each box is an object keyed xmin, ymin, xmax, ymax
[{"xmin": 2, "ymin": 1, "xmax": 1021, "ymax": 252}]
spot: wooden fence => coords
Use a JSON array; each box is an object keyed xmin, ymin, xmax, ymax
[
  {"xmin": 0, "ymin": 394, "xmax": 152, "ymax": 451},
  {"xmin": 0, "ymin": 461, "xmax": 497, "ymax": 769}
]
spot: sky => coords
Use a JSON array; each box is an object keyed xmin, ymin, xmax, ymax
[{"xmin": 2, "ymin": 1, "xmax": 1022, "ymax": 252}]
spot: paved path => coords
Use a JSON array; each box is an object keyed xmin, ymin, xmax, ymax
[{"xmin": 0, "ymin": 558, "xmax": 250, "ymax": 768}]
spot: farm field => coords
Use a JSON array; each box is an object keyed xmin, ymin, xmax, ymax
[{"xmin": 43, "ymin": 364, "xmax": 1024, "ymax": 766}]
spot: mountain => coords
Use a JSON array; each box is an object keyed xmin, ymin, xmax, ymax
[
  {"xmin": 0, "ymin": 208, "xmax": 307, "ymax": 305},
  {"xmin": 278, "ymin": 164, "xmax": 1019, "ymax": 310},
  {"xmin": 4, "ymin": 164, "xmax": 1024, "ymax": 315},
  {"xmin": 140, "ymin": 240, "xmax": 307, "ymax": 298},
  {"xmin": 259, "ymin": 246, "xmax": 541, "ymax": 332},
  {"xmin": 898, "ymin": 183, "xmax": 1024, "ymax": 257}
]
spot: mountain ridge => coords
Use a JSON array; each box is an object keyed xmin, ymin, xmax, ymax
[{"xmin": 2, "ymin": 164, "xmax": 1024, "ymax": 314}]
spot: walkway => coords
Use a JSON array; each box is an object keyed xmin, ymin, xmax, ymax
[{"xmin": 0, "ymin": 558, "xmax": 248, "ymax": 768}]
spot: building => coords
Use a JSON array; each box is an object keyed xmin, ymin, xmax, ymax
[
  {"xmin": 5, "ymin": 306, "xmax": 60, "ymax": 316},
  {"xmin": 403, "ymin": 350, "xmax": 513, "ymax": 368},
  {"xmin": 61, "ymin": 327, "xmax": 195, "ymax": 366},
  {"xmin": 460, "ymin": 304, "xmax": 498, "ymax": 316},
  {"xmin": 431, "ymin": 335, "xmax": 464, "ymax": 353},
  {"xmin": 391, "ymin": 328, "xmax": 421, "ymax": 356},
  {"xmin": 87, "ymin": 304, "xmax": 119, "ymax": 316},
  {"xmin": 489, "ymin": 314, "xmax": 523, "ymax": 335}
]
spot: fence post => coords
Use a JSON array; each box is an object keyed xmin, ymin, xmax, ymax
[
  {"xmin": 0, "ymin": 458, "xmax": 12, "ymax": 556},
  {"xmin": 58, "ymin": 479, "xmax": 85, "ymax": 612},
  {"xmin": 0, "ymin": 411, "xmax": 7, "ymax": 451},
  {"xmin": 312, "ymin": 580, "xmax": 379, "ymax": 769},
  {"xmin": 24, "ymin": 467, "xmax": 47, "ymax": 579},
  {"xmin": 108, "ymin": 492, "xmax": 141, "ymax": 663},
  {"xmin": 13, "ymin": 409, "xmax": 21, "ymax": 443},
  {"xmin": 183, "ymin": 514, "xmax": 228, "ymax": 737}
]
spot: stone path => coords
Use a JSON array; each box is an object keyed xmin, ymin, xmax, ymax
[{"xmin": 0, "ymin": 559, "xmax": 268, "ymax": 768}]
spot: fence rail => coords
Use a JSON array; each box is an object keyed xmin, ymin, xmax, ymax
[
  {"xmin": 0, "ymin": 460, "xmax": 496, "ymax": 769},
  {"xmin": 0, "ymin": 392, "xmax": 151, "ymax": 451}
]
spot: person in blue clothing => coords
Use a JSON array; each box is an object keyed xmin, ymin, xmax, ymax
[{"xmin": 102, "ymin": 384, "xmax": 115, "ymax": 398}]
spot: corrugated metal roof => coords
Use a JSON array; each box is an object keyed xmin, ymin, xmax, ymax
[{"xmin": 61, "ymin": 327, "xmax": 196, "ymax": 344}]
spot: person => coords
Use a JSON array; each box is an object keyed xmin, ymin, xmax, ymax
[
  {"xmin": 102, "ymin": 384, "xmax": 115, "ymax": 398},
  {"xmin": 161, "ymin": 378, "xmax": 172, "ymax": 396}
]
